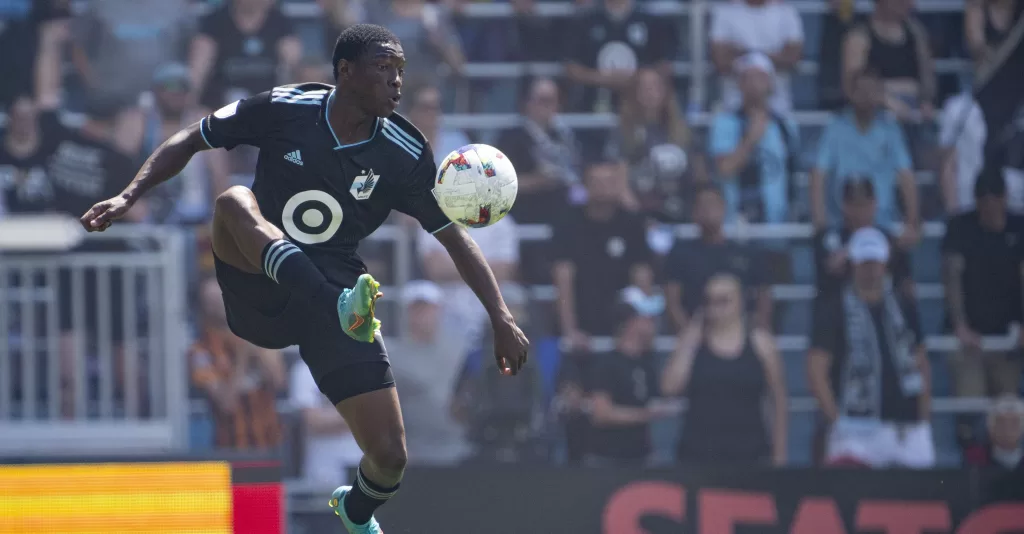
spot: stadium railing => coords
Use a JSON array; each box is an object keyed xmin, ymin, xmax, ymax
[{"xmin": 0, "ymin": 219, "xmax": 191, "ymax": 456}]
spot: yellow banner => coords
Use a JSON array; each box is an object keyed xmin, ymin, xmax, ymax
[{"xmin": 0, "ymin": 462, "xmax": 232, "ymax": 534}]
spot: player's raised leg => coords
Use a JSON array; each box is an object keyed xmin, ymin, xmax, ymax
[
  {"xmin": 212, "ymin": 185, "xmax": 381, "ymax": 340},
  {"xmin": 328, "ymin": 385, "xmax": 407, "ymax": 533}
]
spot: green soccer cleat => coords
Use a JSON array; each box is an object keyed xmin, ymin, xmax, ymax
[
  {"xmin": 337, "ymin": 273, "xmax": 383, "ymax": 343},
  {"xmin": 329, "ymin": 486, "xmax": 384, "ymax": 534}
]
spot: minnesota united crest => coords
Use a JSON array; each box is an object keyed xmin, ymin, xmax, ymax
[{"xmin": 350, "ymin": 169, "xmax": 379, "ymax": 201}]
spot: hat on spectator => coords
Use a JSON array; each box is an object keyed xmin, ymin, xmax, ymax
[
  {"xmin": 152, "ymin": 63, "xmax": 191, "ymax": 90},
  {"xmin": 974, "ymin": 163, "xmax": 1007, "ymax": 198},
  {"xmin": 847, "ymin": 227, "xmax": 890, "ymax": 265},
  {"xmin": 401, "ymin": 280, "xmax": 443, "ymax": 305},
  {"xmin": 621, "ymin": 286, "xmax": 665, "ymax": 317},
  {"xmin": 734, "ymin": 52, "xmax": 775, "ymax": 77}
]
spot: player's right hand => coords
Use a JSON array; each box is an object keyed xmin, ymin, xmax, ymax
[{"xmin": 80, "ymin": 195, "xmax": 132, "ymax": 232}]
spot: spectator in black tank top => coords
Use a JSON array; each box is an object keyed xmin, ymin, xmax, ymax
[
  {"xmin": 661, "ymin": 274, "xmax": 788, "ymax": 466},
  {"xmin": 584, "ymin": 298, "xmax": 676, "ymax": 467},
  {"xmin": 842, "ymin": 0, "xmax": 936, "ymax": 125}
]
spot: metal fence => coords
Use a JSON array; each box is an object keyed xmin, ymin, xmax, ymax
[{"xmin": 0, "ymin": 223, "xmax": 191, "ymax": 455}]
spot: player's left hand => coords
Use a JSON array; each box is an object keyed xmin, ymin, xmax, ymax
[{"xmin": 492, "ymin": 312, "xmax": 529, "ymax": 376}]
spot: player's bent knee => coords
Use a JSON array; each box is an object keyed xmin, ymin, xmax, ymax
[{"xmin": 367, "ymin": 441, "xmax": 408, "ymax": 476}]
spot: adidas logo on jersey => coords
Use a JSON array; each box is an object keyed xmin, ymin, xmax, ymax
[{"xmin": 284, "ymin": 150, "xmax": 303, "ymax": 166}]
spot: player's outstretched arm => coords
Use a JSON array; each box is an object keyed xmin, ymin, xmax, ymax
[
  {"xmin": 80, "ymin": 122, "xmax": 209, "ymax": 232},
  {"xmin": 433, "ymin": 224, "xmax": 530, "ymax": 375}
]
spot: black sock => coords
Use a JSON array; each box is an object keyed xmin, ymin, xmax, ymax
[
  {"xmin": 260, "ymin": 240, "xmax": 336, "ymax": 303},
  {"xmin": 343, "ymin": 467, "xmax": 400, "ymax": 525}
]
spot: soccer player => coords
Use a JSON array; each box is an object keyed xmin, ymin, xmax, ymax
[{"xmin": 79, "ymin": 24, "xmax": 529, "ymax": 534}]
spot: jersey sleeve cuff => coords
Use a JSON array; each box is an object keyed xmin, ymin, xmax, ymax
[
  {"xmin": 428, "ymin": 221, "xmax": 454, "ymax": 234},
  {"xmin": 199, "ymin": 117, "xmax": 217, "ymax": 149}
]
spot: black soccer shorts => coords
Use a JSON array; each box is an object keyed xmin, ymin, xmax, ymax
[{"xmin": 213, "ymin": 254, "xmax": 394, "ymax": 404}]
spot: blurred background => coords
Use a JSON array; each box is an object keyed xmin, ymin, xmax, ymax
[{"xmin": 1, "ymin": 0, "xmax": 1024, "ymax": 532}]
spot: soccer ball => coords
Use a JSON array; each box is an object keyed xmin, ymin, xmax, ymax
[{"xmin": 432, "ymin": 144, "xmax": 518, "ymax": 228}]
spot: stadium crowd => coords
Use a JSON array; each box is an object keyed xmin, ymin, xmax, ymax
[{"xmin": 2, "ymin": 0, "xmax": 1024, "ymax": 488}]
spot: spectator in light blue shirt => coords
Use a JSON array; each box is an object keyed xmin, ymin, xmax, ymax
[
  {"xmin": 709, "ymin": 52, "xmax": 798, "ymax": 224},
  {"xmin": 810, "ymin": 67, "xmax": 920, "ymax": 244}
]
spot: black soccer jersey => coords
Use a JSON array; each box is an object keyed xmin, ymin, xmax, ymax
[{"xmin": 199, "ymin": 82, "xmax": 452, "ymax": 285}]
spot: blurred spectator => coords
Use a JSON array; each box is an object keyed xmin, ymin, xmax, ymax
[
  {"xmin": 939, "ymin": 91, "xmax": 988, "ymax": 213},
  {"xmin": 316, "ymin": 0, "xmax": 366, "ymax": 59},
  {"xmin": 451, "ymin": 284, "xmax": 544, "ymax": 464},
  {"xmin": 386, "ymin": 281, "xmax": 471, "ymax": 464},
  {"xmin": 553, "ymin": 159, "xmax": 653, "ymax": 346},
  {"xmin": 564, "ymin": 0, "xmax": 676, "ymax": 113},
  {"xmin": 662, "ymin": 273, "xmax": 787, "ymax": 467},
  {"xmin": 709, "ymin": 0, "xmax": 804, "ymax": 114},
  {"xmin": 709, "ymin": 52, "xmax": 798, "ymax": 224},
  {"xmin": 814, "ymin": 179, "xmax": 915, "ymax": 311},
  {"xmin": 942, "ymin": 169, "xmax": 1024, "ymax": 451},
  {"xmin": 965, "ymin": 394, "xmax": 1024, "ymax": 470},
  {"xmin": 117, "ymin": 63, "xmax": 225, "ymax": 224},
  {"xmin": 0, "ymin": 96, "xmax": 62, "ymax": 214},
  {"xmin": 406, "ymin": 85, "xmax": 470, "ymax": 167},
  {"xmin": 818, "ymin": 0, "xmax": 862, "ymax": 110},
  {"xmin": 190, "ymin": 277, "xmax": 285, "ymax": 450},
  {"xmin": 418, "ymin": 214, "xmax": 518, "ymax": 341},
  {"xmin": 810, "ymin": 228, "xmax": 934, "ymax": 468},
  {"xmin": 290, "ymin": 359, "xmax": 362, "ymax": 488},
  {"xmin": 810, "ymin": 68, "xmax": 919, "ymax": 234},
  {"xmin": 296, "ymin": 56, "xmax": 334, "ymax": 85},
  {"xmin": 842, "ymin": 0, "xmax": 936, "ymax": 125},
  {"xmin": 70, "ymin": 0, "xmax": 189, "ymax": 112},
  {"xmin": 498, "ymin": 77, "xmax": 581, "ymax": 225},
  {"xmin": 509, "ymin": 0, "xmax": 558, "ymax": 62},
  {"xmin": 614, "ymin": 68, "xmax": 708, "ymax": 223},
  {"xmin": 965, "ymin": 0, "xmax": 1023, "ymax": 72},
  {"xmin": 0, "ymin": 0, "xmax": 70, "ymax": 108},
  {"xmin": 365, "ymin": 0, "xmax": 464, "ymax": 94},
  {"xmin": 663, "ymin": 183, "xmax": 771, "ymax": 333},
  {"xmin": 190, "ymin": 0, "xmax": 301, "ymax": 111},
  {"xmin": 584, "ymin": 298, "xmax": 674, "ymax": 467}
]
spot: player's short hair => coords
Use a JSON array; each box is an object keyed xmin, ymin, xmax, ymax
[{"xmin": 332, "ymin": 24, "xmax": 400, "ymax": 80}]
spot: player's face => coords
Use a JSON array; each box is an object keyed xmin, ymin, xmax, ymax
[{"xmin": 346, "ymin": 41, "xmax": 406, "ymax": 117}]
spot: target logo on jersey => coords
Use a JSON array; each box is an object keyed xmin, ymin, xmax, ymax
[{"xmin": 281, "ymin": 190, "xmax": 344, "ymax": 245}]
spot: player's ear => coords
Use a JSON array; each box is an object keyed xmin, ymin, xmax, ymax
[{"xmin": 335, "ymin": 59, "xmax": 351, "ymax": 81}]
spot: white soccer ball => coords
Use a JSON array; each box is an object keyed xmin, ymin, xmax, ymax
[{"xmin": 432, "ymin": 144, "xmax": 518, "ymax": 228}]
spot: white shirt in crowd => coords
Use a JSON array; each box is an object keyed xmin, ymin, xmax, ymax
[
  {"xmin": 289, "ymin": 362, "xmax": 363, "ymax": 488},
  {"xmin": 418, "ymin": 215, "xmax": 520, "ymax": 340},
  {"xmin": 940, "ymin": 93, "xmax": 988, "ymax": 211},
  {"xmin": 940, "ymin": 93, "xmax": 1024, "ymax": 211},
  {"xmin": 710, "ymin": 0, "xmax": 804, "ymax": 114}
]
